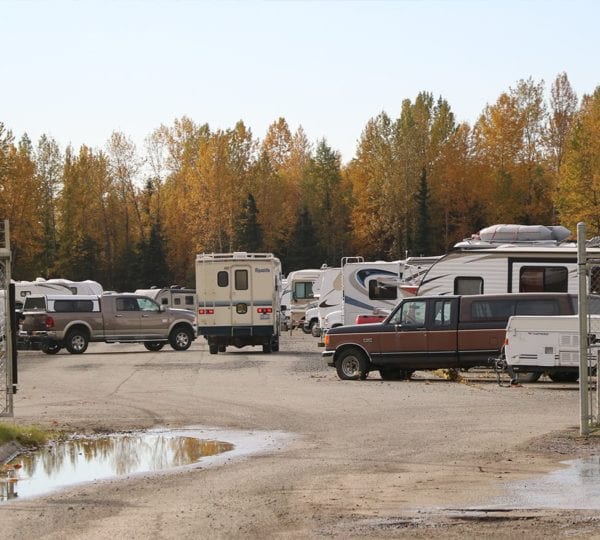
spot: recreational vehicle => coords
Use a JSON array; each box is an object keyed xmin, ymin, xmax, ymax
[
  {"xmin": 302, "ymin": 266, "xmax": 343, "ymax": 336},
  {"xmin": 416, "ymin": 224, "xmax": 600, "ymax": 297},
  {"xmin": 134, "ymin": 286, "xmax": 197, "ymax": 312},
  {"xmin": 286, "ymin": 267, "xmax": 324, "ymax": 330},
  {"xmin": 12, "ymin": 278, "xmax": 103, "ymax": 313},
  {"xmin": 195, "ymin": 252, "xmax": 282, "ymax": 354}
]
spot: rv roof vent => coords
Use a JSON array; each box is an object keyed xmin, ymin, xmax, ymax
[{"xmin": 232, "ymin": 252, "xmax": 248, "ymax": 258}]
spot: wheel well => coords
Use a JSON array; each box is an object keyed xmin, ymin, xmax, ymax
[
  {"xmin": 334, "ymin": 344, "xmax": 370, "ymax": 363},
  {"xmin": 65, "ymin": 324, "xmax": 90, "ymax": 339},
  {"xmin": 171, "ymin": 323, "xmax": 194, "ymax": 335}
]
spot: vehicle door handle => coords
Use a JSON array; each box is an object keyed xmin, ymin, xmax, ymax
[
  {"xmin": 142, "ymin": 314, "xmax": 149, "ymax": 318},
  {"xmin": 115, "ymin": 314, "xmax": 123, "ymax": 318}
]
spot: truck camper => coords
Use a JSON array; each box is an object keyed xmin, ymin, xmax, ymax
[
  {"xmin": 196, "ymin": 252, "xmax": 282, "ymax": 354},
  {"xmin": 12, "ymin": 278, "xmax": 103, "ymax": 313},
  {"xmin": 286, "ymin": 267, "xmax": 324, "ymax": 330},
  {"xmin": 134, "ymin": 286, "xmax": 197, "ymax": 312},
  {"xmin": 303, "ymin": 266, "xmax": 343, "ymax": 336},
  {"xmin": 416, "ymin": 224, "xmax": 600, "ymax": 297}
]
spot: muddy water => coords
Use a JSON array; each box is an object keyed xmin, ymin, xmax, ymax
[{"xmin": 1, "ymin": 426, "xmax": 291, "ymax": 502}]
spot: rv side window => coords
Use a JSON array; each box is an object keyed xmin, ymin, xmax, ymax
[
  {"xmin": 470, "ymin": 300, "xmax": 513, "ymax": 321},
  {"xmin": 515, "ymin": 299, "xmax": 559, "ymax": 316},
  {"xmin": 185, "ymin": 295, "xmax": 194, "ymax": 305},
  {"xmin": 235, "ymin": 270, "xmax": 248, "ymax": 290},
  {"xmin": 293, "ymin": 282, "xmax": 313, "ymax": 300},
  {"xmin": 368, "ymin": 280, "xmax": 397, "ymax": 301},
  {"xmin": 173, "ymin": 298, "xmax": 181, "ymax": 305},
  {"xmin": 162, "ymin": 298, "xmax": 169, "ymax": 305},
  {"xmin": 591, "ymin": 267, "xmax": 600, "ymax": 294},
  {"xmin": 519, "ymin": 266, "xmax": 568, "ymax": 292},
  {"xmin": 217, "ymin": 271, "xmax": 229, "ymax": 287},
  {"xmin": 433, "ymin": 300, "xmax": 453, "ymax": 326},
  {"xmin": 454, "ymin": 277, "xmax": 483, "ymax": 295}
]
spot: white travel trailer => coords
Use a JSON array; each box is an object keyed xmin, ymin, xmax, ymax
[
  {"xmin": 196, "ymin": 252, "xmax": 282, "ymax": 354},
  {"xmin": 416, "ymin": 224, "xmax": 600, "ymax": 297},
  {"xmin": 134, "ymin": 286, "xmax": 197, "ymax": 312},
  {"xmin": 502, "ymin": 314, "xmax": 600, "ymax": 383},
  {"xmin": 12, "ymin": 278, "xmax": 103, "ymax": 312},
  {"xmin": 286, "ymin": 267, "xmax": 324, "ymax": 330}
]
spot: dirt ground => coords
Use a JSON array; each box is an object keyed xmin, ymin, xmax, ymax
[{"xmin": 2, "ymin": 332, "xmax": 600, "ymax": 539}]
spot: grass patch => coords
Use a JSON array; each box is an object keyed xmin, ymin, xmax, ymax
[{"xmin": 0, "ymin": 422, "xmax": 58, "ymax": 448}]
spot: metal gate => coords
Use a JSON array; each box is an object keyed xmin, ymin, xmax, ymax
[
  {"xmin": 577, "ymin": 222, "xmax": 600, "ymax": 435},
  {"xmin": 0, "ymin": 220, "xmax": 14, "ymax": 417}
]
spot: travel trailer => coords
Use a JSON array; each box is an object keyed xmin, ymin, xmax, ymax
[
  {"xmin": 416, "ymin": 224, "xmax": 600, "ymax": 297},
  {"xmin": 134, "ymin": 286, "xmax": 197, "ymax": 312},
  {"xmin": 12, "ymin": 278, "xmax": 103, "ymax": 312},
  {"xmin": 501, "ymin": 314, "xmax": 600, "ymax": 383},
  {"xmin": 196, "ymin": 252, "xmax": 282, "ymax": 354}
]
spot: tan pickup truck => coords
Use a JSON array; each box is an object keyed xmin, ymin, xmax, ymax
[{"xmin": 20, "ymin": 293, "xmax": 197, "ymax": 354}]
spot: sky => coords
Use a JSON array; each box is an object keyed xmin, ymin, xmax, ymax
[{"xmin": 1, "ymin": 0, "xmax": 599, "ymax": 164}]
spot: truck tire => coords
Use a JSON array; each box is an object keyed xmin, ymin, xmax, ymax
[
  {"xmin": 336, "ymin": 348, "xmax": 369, "ymax": 380},
  {"xmin": 169, "ymin": 326, "xmax": 193, "ymax": 351},
  {"xmin": 144, "ymin": 342, "xmax": 165, "ymax": 352},
  {"xmin": 549, "ymin": 371, "xmax": 578, "ymax": 383},
  {"xmin": 209, "ymin": 342, "xmax": 218, "ymax": 354},
  {"xmin": 271, "ymin": 336, "xmax": 279, "ymax": 352},
  {"xmin": 65, "ymin": 329, "xmax": 88, "ymax": 354},
  {"xmin": 42, "ymin": 341, "xmax": 61, "ymax": 355},
  {"xmin": 262, "ymin": 341, "xmax": 272, "ymax": 353}
]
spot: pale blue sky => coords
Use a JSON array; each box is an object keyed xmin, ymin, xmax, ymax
[{"xmin": 1, "ymin": 0, "xmax": 598, "ymax": 163}]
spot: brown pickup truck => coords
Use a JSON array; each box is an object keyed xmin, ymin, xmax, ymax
[
  {"xmin": 322, "ymin": 293, "xmax": 580, "ymax": 380},
  {"xmin": 19, "ymin": 293, "xmax": 197, "ymax": 354}
]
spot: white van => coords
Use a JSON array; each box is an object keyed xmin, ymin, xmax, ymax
[{"xmin": 196, "ymin": 252, "xmax": 282, "ymax": 354}]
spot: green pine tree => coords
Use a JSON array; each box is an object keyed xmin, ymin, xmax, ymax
[
  {"xmin": 233, "ymin": 193, "xmax": 263, "ymax": 252},
  {"xmin": 285, "ymin": 207, "xmax": 322, "ymax": 272},
  {"xmin": 412, "ymin": 168, "xmax": 432, "ymax": 256}
]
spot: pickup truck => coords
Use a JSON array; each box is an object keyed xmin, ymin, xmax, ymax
[
  {"xmin": 322, "ymin": 293, "xmax": 580, "ymax": 380},
  {"xmin": 19, "ymin": 293, "xmax": 197, "ymax": 354}
]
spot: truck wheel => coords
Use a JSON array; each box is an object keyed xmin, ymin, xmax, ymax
[
  {"xmin": 144, "ymin": 342, "xmax": 165, "ymax": 352},
  {"xmin": 65, "ymin": 329, "xmax": 88, "ymax": 354},
  {"xmin": 169, "ymin": 326, "xmax": 193, "ymax": 351},
  {"xmin": 218, "ymin": 344, "xmax": 226, "ymax": 352},
  {"xmin": 209, "ymin": 342, "xmax": 218, "ymax": 354},
  {"xmin": 42, "ymin": 341, "xmax": 61, "ymax": 355},
  {"xmin": 336, "ymin": 348, "xmax": 369, "ymax": 380},
  {"xmin": 271, "ymin": 336, "xmax": 279, "ymax": 352},
  {"xmin": 262, "ymin": 340, "xmax": 273, "ymax": 353}
]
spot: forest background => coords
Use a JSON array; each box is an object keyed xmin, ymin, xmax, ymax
[{"xmin": 1, "ymin": 72, "xmax": 599, "ymax": 291}]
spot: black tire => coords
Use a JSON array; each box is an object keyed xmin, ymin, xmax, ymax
[
  {"xmin": 42, "ymin": 341, "xmax": 61, "ymax": 355},
  {"xmin": 65, "ymin": 329, "xmax": 88, "ymax": 354},
  {"xmin": 144, "ymin": 342, "xmax": 165, "ymax": 352},
  {"xmin": 336, "ymin": 348, "xmax": 370, "ymax": 380},
  {"xmin": 518, "ymin": 371, "xmax": 542, "ymax": 383},
  {"xmin": 379, "ymin": 368, "xmax": 410, "ymax": 381},
  {"xmin": 263, "ymin": 340, "xmax": 273, "ymax": 353},
  {"xmin": 271, "ymin": 336, "xmax": 279, "ymax": 352},
  {"xmin": 549, "ymin": 371, "xmax": 579, "ymax": 383},
  {"xmin": 169, "ymin": 326, "xmax": 193, "ymax": 351},
  {"xmin": 209, "ymin": 342, "xmax": 218, "ymax": 354},
  {"xmin": 218, "ymin": 344, "xmax": 226, "ymax": 353}
]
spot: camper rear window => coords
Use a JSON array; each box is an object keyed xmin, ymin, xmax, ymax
[
  {"xmin": 519, "ymin": 266, "xmax": 568, "ymax": 292},
  {"xmin": 54, "ymin": 300, "xmax": 95, "ymax": 312},
  {"xmin": 217, "ymin": 271, "xmax": 229, "ymax": 287},
  {"xmin": 470, "ymin": 300, "xmax": 513, "ymax": 321},
  {"xmin": 514, "ymin": 299, "xmax": 559, "ymax": 315},
  {"xmin": 235, "ymin": 269, "xmax": 248, "ymax": 290},
  {"xmin": 454, "ymin": 277, "xmax": 483, "ymax": 295}
]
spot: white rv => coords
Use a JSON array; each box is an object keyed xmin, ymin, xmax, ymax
[
  {"xmin": 286, "ymin": 267, "xmax": 324, "ymax": 330},
  {"xmin": 303, "ymin": 266, "xmax": 343, "ymax": 336},
  {"xmin": 195, "ymin": 252, "xmax": 282, "ymax": 354},
  {"xmin": 134, "ymin": 286, "xmax": 197, "ymax": 312},
  {"xmin": 502, "ymin": 314, "xmax": 600, "ymax": 383},
  {"xmin": 12, "ymin": 278, "xmax": 103, "ymax": 312},
  {"xmin": 416, "ymin": 224, "xmax": 600, "ymax": 297}
]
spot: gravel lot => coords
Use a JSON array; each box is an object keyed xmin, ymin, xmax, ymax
[{"xmin": 2, "ymin": 332, "xmax": 600, "ymax": 539}]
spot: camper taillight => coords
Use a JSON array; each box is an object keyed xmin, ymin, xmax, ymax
[
  {"xmin": 198, "ymin": 308, "xmax": 214, "ymax": 315},
  {"xmin": 257, "ymin": 307, "xmax": 272, "ymax": 314}
]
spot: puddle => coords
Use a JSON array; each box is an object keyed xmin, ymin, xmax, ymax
[
  {"xmin": 491, "ymin": 455, "xmax": 600, "ymax": 509},
  {"xmin": 1, "ymin": 426, "xmax": 291, "ymax": 502}
]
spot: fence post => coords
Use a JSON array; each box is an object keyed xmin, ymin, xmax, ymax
[{"xmin": 578, "ymin": 222, "xmax": 589, "ymax": 436}]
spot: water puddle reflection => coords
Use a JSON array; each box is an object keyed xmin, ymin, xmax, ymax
[
  {"xmin": 1, "ymin": 428, "xmax": 241, "ymax": 502},
  {"xmin": 493, "ymin": 456, "xmax": 600, "ymax": 509}
]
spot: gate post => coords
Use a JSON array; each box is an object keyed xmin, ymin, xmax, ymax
[
  {"xmin": 577, "ymin": 222, "xmax": 589, "ymax": 435},
  {"xmin": 0, "ymin": 220, "xmax": 14, "ymax": 417}
]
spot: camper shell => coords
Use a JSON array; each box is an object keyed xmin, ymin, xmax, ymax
[{"xmin": 196, "ymin": 252, "xmax": 282, "ymax": 354}]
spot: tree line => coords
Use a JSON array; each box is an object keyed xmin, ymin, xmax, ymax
[{"xmin": 1, "ymin": 72, "xmax": 599, "ymax": 291}]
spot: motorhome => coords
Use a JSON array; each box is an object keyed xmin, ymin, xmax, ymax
[
  {"xmin": 195, "ymin": 252, "xmax": 282, "ymax": 354},
  {"xmin": 415, "ymin": 224, "xmax": 600, "ymax": 297},
  {"xmin": 302, "ymin": 266, "xmax": 343, "ymax": 336},
  {"xmin": 286, "ymin": 267, "xmax": 324, "ymax": 330},
  {"xmin": 134, "ymin": 286, "xmax": 197, "ymax": 312}
]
